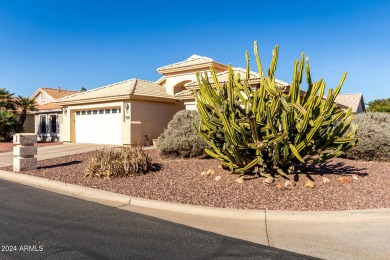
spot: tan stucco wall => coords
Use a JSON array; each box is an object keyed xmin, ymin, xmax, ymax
[
  {"xmin": 184, "ymin": 100, "xmax": 197, "ymax": 111},
  {"xmin": 161, "ymin": 68, "xmax": 226, "ymax": 96},
  {"xmin": 130, "ymin": 100, "xmax": 184, "ymax": 145},
  {"xmin": 14, "ymin": 114, "xmax": 35, "ymax": 133}
]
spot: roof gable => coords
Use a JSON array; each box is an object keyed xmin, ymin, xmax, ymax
[
  {"xmin": 56, "ymin": 78, "xmax": 176, "ymax": 105},
  {"xmin": 31, "ymin": 87, "xmax": 79, "ymax": 101},
  {"xmin": 334, "ymin": 93, "xmax": 365, "ymax": 113},
  {"xmin": 157, "ymin": 54, "xmax": 227, "ymax": 74}
]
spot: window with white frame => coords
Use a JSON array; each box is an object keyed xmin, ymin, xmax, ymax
[
  {"xmin": 50, "ymin": 115, "xmax": 57, "ymax": 134},
  {"xmin": 40, "ymin": 115, "xmax": 47, "ymax": 134}
]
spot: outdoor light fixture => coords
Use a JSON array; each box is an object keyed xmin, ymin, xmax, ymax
[{"xmin": 125, "ymin": 103, "xmax": 130, "ymax": 116}]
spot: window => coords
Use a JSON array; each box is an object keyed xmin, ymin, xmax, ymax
[
  {"xmin": 76, "ymin": 111, "xmax": 80, "ymax": 115},
  {"xmin": 40, "ymin": 115, "xmax": 47, "ymax": 134},
  {"xmin": 40, "ymin": 93, "xmax": 45, "ymax": 101},
  {"xmin": 50, "ymin": 115, "xmax": 57, "ymax": 133},
  {"xmin": 112, "ymin": 108, "xmax": 118, "ymax": 114},
  {"xmin": 99, "ymin": 110, "xmax": 104, "ymax": 114},
  {"xmin": 81, "ymin": 111, "xmax": 86, "ymax": 115},
  {"xmin": 87, "ymin": 110, "xmax": 92, "ymax": 115},
  {"xmin": 93, "ymin": 110, "xmax": 98, "ymax": 115},
  {"xmin": 105, "ymin": 109, "xmax": 111, "ymax": 114}
]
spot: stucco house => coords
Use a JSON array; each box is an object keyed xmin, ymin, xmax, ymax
[
  {"xmin": 334, "ymin": 93, "xmax": 365, "ymax": 113},
  {"xmin": 56, "ymin": 79, "xmax": 184, "ymax": 145},
  {"xmin": 30, "ymin": 87, "xmax": 79, "ymax": 141},
  {"xmin": 55, "ymin": 54, "xmax": 364, "ymax": 146}
]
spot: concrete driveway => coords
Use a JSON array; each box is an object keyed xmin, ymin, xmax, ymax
[{"xmin": 0, "ymin": 143, "xmax": 113, "ymax": 167}]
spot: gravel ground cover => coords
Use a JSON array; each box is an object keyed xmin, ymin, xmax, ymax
[
  {"xmin": 2, "ymin": 149, "xmax": 389, "ymax": 211},
  {"xmin": 0, "ymin": 142, "xmax": 63, "ymax": 153}
]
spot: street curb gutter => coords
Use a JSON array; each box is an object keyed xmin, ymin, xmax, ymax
[{"xmin": 1, "ymin": 170, "xmax": 389, "ymax": 221}]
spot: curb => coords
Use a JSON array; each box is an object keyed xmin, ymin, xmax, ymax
[{"xmin": 1, "ymin": 169, "xmax": 389, "ymax": 221}]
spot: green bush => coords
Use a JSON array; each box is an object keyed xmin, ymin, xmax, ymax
[
  {"xmin": 85, "ymin": 146, "xmax": 152, "ymax": 178},
  {"xmin": 157, "ymin": 110, "xmax": 208, "ymax": 158},
  {"xmin": 345, "ymin": 112, "xmax": 390, "ymax": 161},
  {"xmin": 195, "ymin": 41, "xmax": 358, "ymax": 177},
  {"xmin": 0, "ymin": 109, "xmax": 22, "ymax": 141}
]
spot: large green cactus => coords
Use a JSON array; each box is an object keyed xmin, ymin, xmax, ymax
[{"xmin": 194, "ymin": 42, "xmax": 358, "ymax": 177}]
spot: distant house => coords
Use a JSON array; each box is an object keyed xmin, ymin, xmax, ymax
[
  {"xmin": 334, "ymin": 93, "xmax": 365, "ymax": 113},
  {"xmin": 30, "ymin": 87, "xmax": 79, "ymax": 141},
  {"xmin": 55, "ymin": 55, "xmax": 365, "ymax": 146}
]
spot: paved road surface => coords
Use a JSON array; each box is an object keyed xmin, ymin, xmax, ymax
[{"xmin": 0, "ymin": 180, "xmax": 317, "ymax": 259}]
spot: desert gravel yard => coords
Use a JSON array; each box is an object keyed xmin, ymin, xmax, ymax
[{"xmin": 2, "ymin": 149, "xmax": 389, "ymax": 211}]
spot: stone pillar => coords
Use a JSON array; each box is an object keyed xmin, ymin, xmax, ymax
[{"xmin": 13, "ymin": 133, "xmax": 37, "ymax": 172}]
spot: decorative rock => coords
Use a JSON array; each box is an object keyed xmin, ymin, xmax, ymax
[
  {"xmin": 352, "ymin": 175, "xmax": 359, "ymax": 181},
  {"xmin": 215, "ymin": 176, "xmax": 222, "ymax": 181},
  {"xmin": 284, "ymin": 180, "xmax": 294, "ymax": 189},
  {"xmin": 338, "ymin": 177, "xmax": 350, "ymax": 184},
  {"xmin": 322, "ymin": 177, "xmax": 331, "ymax": 184},
  {"xmin": 304, "ymin": 180, "xmax": 315, "ymax": 188},
  {"xmin": 263, "ymin": 177, "xmax": 274, "ymax": 185},
  {"xmin": 217, "ymin": 165, "xmax": 223, "ymax": 169},
  {"xmin": 236, "ymin": 177, "xmax": 244, "ymax": 183},
  {"xmin": 201, "ymin": 171, "xmax": 208, "ymax": 176},
  {"xmin": 275, "ymin": 183, "xmax": 283, "ymax": 189}
]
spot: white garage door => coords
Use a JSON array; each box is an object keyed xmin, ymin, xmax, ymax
[{"xmin": 75, "ymin": 108, "xmax": 122, "ymax": 145}]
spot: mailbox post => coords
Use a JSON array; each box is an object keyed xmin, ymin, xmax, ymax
[{"xmin": 13, "ymin": 133, "xmax": 37, "ymax": 172}]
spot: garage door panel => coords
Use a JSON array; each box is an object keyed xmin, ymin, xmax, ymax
[{"xmin": 75, "ymin": 108, "xmax": 122, "ymax": 145}]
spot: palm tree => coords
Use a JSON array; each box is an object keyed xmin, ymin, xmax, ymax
[
  {"xmin": 14, "ymin": 96, "xmax": 37, "ymax": 127},
  {"xmin": 0, "ymin": 88, "xmax": 15, "ymax": 110},
  {"xmin": 0, "ymin": 109, "xmax": 22, "ymax": 141}
]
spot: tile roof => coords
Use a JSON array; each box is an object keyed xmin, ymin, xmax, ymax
[
  {"xmin": 56, "ymin": 78, "xmax": 176, "ymax": 104},
  {"xmin": 36, "ymin": 102, "xmax": 62, "ymax": 110},
  {"xmin": 174, "ymin": 89, "xmax": 195, "ymax": 99},
  {"xmin": 334, "ymin": 93, "xmax": 365, "ymax": 113},
  {"xmin": 41, "ymin": 88, "xmax": 79, "ymax": 100},
  {"xmin": 157, "ymin": 55, "xmax": 227, "ymax": 74},
  {"xmin": 184, "ymin": 67, "xmax": 289, "ymax": 89}
]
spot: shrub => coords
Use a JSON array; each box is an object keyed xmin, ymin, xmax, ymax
[
  {"xmin": 0, "ymin": 109, "xmax": 22, "ymax": 141},
  {"xmin": 157, "ymin": 110, "xmax": 208, "ymax": 158},
  {"xmin": 195, "ymin": 41, "xmax": 358, "ymax": 178},
  {"xmin": 345, "ymin": 113, "xmax": 390, "ymax": 161},
  {"xmin": 367, "ymin": 98, "xmax": 390, "ymax": 112},
  {"xmin": 85, "ymin": 146, "xmax": 152, "ymax": 178}
]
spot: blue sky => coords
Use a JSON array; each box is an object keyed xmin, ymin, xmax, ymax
[{"xmin": 0, "ymin": 0, "xmax": 389, "ymax": 102}]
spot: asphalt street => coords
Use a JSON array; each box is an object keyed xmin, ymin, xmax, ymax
[{"xmin": 0, "ymin": 179, "xmax": 317, "ymax": 260}]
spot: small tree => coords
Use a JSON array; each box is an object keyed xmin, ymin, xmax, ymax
[
  {"xmin": 0, "ymin": 88, "xmax": 21, "ymax": 141},
  {"xmin": 14, "ymin": 96, "xmax": 37, "ymax": 127},
  {"xmin": 367, "ymin": 98, "xmax": 390, "ymax": 112},
  {"xmin": 0, "ymin": 88, "xmax": 15, "ymax": 110},
  {"xmin": 195, "ymin": 42, "xmax": 358, "ymax": 178},
  {"xmin": 0, "ymin": 109, "xmax": 22, "ymax": 141},
  {"xmin": 80, "ymin": 86, "xmax": 87, "ymax": 92}
]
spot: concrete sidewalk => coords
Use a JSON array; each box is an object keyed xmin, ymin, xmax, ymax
[
  {"xmin": 0, "ymin": 143, "xmax": 113, "ymax": 167},
  {"xmin": 0, "ymin": 169, "xmax": 389, "ymax": 259}
]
